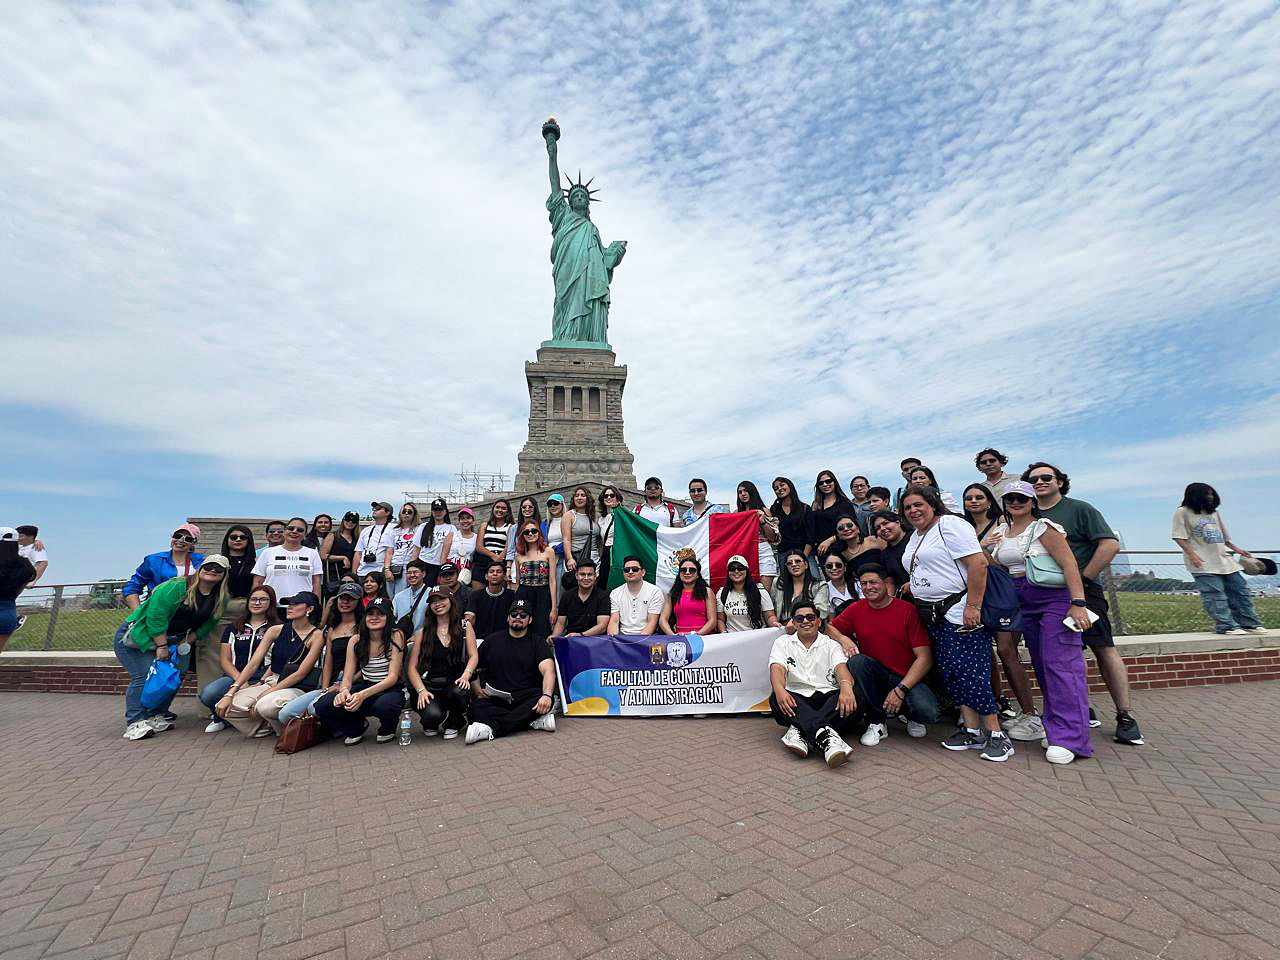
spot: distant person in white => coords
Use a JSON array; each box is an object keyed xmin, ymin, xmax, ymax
[
  {"xmin": 252, "ymin": 518, "xmax": 322, "ymax": 609},
  {"xmin": 634, "ymin": 477, "xmax": 681, "ymax": 527},
  {"xmin": 15, "ymin": 525, "xmax": 47, "ymax": 586},
  {"xmin": 607, "ymin": 555, "xmax": 664, "ymax": 635},
  {"xmin": 355, "ymin": 502, "xmax": 395, "ymax": 577}
]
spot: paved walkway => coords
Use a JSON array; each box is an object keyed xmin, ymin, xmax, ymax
[{"xmin": 2, "ymin": 685, "xmax": 1279, "ymax": 960}]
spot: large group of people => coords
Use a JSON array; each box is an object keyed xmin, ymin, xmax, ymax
[{"xmin": 12, "ymin": 449, "xmax": 1254, "ymax": 764}]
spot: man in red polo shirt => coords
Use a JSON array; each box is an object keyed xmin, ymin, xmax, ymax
[{"xmin": 826, "ymin": 563, "xmax": 938, "ymax": 746}]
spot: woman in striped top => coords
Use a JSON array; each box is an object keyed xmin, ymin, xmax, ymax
[
  {"xmin": 473, "ymin": 499, "xmax": 512, "ymax": 583},
  {"xmin": 313, "ymin": 596, "xmax": 405, "ymax": 745}
]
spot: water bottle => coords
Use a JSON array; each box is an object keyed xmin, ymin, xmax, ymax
[{"xmin": 397, "ymin": 709, "xmax": 413, "ymax": 746}]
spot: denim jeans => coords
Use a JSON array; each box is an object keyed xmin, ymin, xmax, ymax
[
  {"xmin": 1193, "ymin": 572, "xmax": 1261, "ymax": 631},
  {"xmin": 113, "ymin": 621, "xmax": 188, "ymax": 727},
  {"xmin": 277, "ymin": 688, "xmax": 329, "ymax": 726},
  {"xmin": 846, "ymin": 654, "xmax": 941, "ymax": 725},
  {"xmin": 199, "ymin": 676, "xmax": 234, "ymax": 719}
]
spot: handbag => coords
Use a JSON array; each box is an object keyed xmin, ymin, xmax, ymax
[
  {"xmin": 560, "ymin": 537, "xmax": 593, "ymax": 592},
  {"xmin": 982, "ymin": 563, "xmax": 1022, "ymax": 632},
  {"xmin": 140, "ymin": 657, "xmax": 182, "ymax": 709},
  {"xmin": 1023, "ymin": 520, "xmax": 1066, "ymax": 587},
  {"xmin": 274, "ymin": 714, "xmax": 320, "ymax": 754},
  {"xmin": 395, "ymin": 585, "xmax": 430, "ymax": 638},
  {"xmin": 911, "ymin": 591, "xmax": 966, "ymax": 628}
]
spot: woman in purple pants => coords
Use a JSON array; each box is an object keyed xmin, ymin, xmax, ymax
[{"xmin": 987, "ymin": 481, "xmax": 1094, "ymax": 764}]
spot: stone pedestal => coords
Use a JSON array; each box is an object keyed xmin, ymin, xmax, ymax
[{"xmin": 514, "ymin": 346, "xmax": 637, "ymax": 493}]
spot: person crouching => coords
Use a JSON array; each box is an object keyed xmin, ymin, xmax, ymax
[{"xmin": 768, "ymin": 598, "xmax": 856, "ymax": 767}]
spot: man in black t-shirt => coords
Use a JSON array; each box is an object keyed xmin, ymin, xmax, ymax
[
  {"xmin": 466, "ymin": 600, "xmax": 558, "ymax": 743},
  {"xmin": 464, "ymin": 562, "xmax": 515, "ymax": 640},
  {"xmin": 551, "ymin": 560, "xmax": 610, "ymax": 638}
]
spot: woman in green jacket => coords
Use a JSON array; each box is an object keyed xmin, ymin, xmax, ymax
[{"xmin": 113, "ymin": 555, "xmax": 229, "ymax": 741}]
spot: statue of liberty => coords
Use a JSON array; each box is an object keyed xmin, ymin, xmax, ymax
[{"xmin": 542, "ymin": 118, "xmax": 627, "ymax": 347}]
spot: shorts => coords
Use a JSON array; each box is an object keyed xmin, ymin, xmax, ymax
[
  {"xmin": 757, "ymin": 541, "xmax": 778, "ymax": 577},
  {"xmin": 1080, "ymin": 577, "xmax": 1114, "ymax": 648},
  {"xmin": 0, "ymin": 599, "xmax": 16, "ymax": 635}
]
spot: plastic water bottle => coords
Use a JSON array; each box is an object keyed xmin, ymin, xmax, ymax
[{"xmin": 397, "ymin": 709, "xmax": 413, "ymax": 746}]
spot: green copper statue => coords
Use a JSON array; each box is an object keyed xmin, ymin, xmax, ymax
[{"xmin": 543, "ymin": 118, "xmax": 627, "ymax": 348}]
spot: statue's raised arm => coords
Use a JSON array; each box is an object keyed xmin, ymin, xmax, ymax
[{"xmin": 543, "ymin": 117, "xmax": 561, "ymax": 195}]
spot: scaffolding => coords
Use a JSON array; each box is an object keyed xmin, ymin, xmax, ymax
[{"xmin": 404, "ymin": 466, "xmax": 510, "ymax": 505}]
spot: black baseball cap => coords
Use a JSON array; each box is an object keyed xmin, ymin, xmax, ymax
[
  {"xmin": 508, "ymin": 599, "xmax": 532, "ymax": 617},
  {"xmin": 282, "ymin": 591, "xmax": 320, "ymax": 609},
  {"xmin": 365, "ymin": 596, "xmax": 393, "ymax": 615}
]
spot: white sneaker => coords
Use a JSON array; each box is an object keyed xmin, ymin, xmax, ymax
[
  {"xmin": 442, "ymin": 728, "xmax": 460, "ymax": 740},
  {"xmin": 1045, "ymin": 745, "xmax": 1076, "ymax": 764},
  {"xmin": 1007, "ymin": 714, "xmax": 1045, "ymax": 742},
  {"xmin": 343, "ymin": 734, "xmax": 364, "ymax": 746},
  {"xmin": 1245, "ymin": 626, "xmax": 1268, "ymax": 634},
  {"xmin": 423, "ymin": 726, "xmax": 439, "ymax": 737},
  {"xmin": 530, "ymin": 712, "xmax": 556, "ymax": 732},
  {"xmin": 123, "ymin": 721, "xmax": 155, "ymax": 741},
  {"xmin": 906, "ymin": 720, "xmax": 927, "ymax": 738},
  {"xmin": 145, "ymin": 716, "xmax": 174, "ymax": 733},
  {"xmin": 860, "ymin": 722, "xmax": 887, "ymax": 747},
  {"xmin": 819, "ymin": 728, "xmax": 851, "ymax": 768},
  {"xmin": 1225, "ymin": 628, "xmax": 1250, "ymax": 635},
  {"xmin": 464, "ymin": 722, "xmax": 494, "ymax": 744},
  {"xmin": 780, "ymin": 726, "xmax": 808, "ymax": 758},
  {"xmin": 375, "ymin": 733, "xmax": 396, "ymax": 743},
  {"xmin": 204, "ymin": 720, "xmax": 226, "ymax": 733}
]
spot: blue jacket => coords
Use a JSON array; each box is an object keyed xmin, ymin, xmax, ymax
[{"xmin": 122, "ymin": 550, "xmax": 206, "ymax": 599}]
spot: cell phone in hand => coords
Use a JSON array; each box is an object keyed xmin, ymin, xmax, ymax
[{"xmin": 1063, "ymin": 608, "xmax": 1100, "ymax": 632}]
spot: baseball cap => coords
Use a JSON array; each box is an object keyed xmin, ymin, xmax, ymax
[
  {"xmin": 726, "ymin": 554, "xmax": 750, "ymax": 569},
  {"xmin": 0, "ymin": 527, "xmax": 17, "ymax": 541},
  {"xmin": 430, "ymin": 498, "xmax": 447, "ymax": 510},
  {"xmin": 175, "ymin": 522, "xmax": 201, "ymax": 539},
  {"xmin": 282, "ymin": 590, "xmax": 320, "ymax": 609},
  {"xmin": 509, "ymin": 599, "xmax": 532, "ymax": 616},
  {"xmin": 199, "ymin": 554, "xmax": 230, "ymax": 572},
  {"xmin": 371, "ymin": 501, "xmax": 393, "ymax": 513},
  {"xmin": 438, "ymin": 561, "xmax": 459, "ymax": 576},
  {"xmin": 427, "ymin": 585, "xmax": 450, "ymax": 599},
  {"xmin": 546, "ymin": 493, "xmax": 565, "ymax": 504},
  {"xmin": 365, "ymin": 596, "xmax": 393, "ymax": 615},
  {"xmin": 1001, "ymin": 480, "xmax": 1037, "ymax": 500},
  {"xmin": 459, "ymin": 507, "xmax": 474, "ymax": 517},
  {"xmin": 336, "ymin": 582, "xmax": 363, "ymax": 599}
]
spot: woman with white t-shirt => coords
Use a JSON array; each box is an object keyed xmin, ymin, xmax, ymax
[
  {"xmin": 900, "ymin": 486, "xmax": 1013, "ymax": 762},
  {"xmin": 988, "ymin": 481, "xmax": 1094, "ymax": 764},
  {"xmin": 251, "ymin": 518, "xmax": 323, "ymax": 616},
  {"xmin": 385, "ymin": 503, "xmax": 422, "ymax": 596},
  {"xmin": 821, "ymin": 554, "xmax": 856, "ymax": 616},
  {"xmin": 355, "ymin": 503, "xmax": 394, "ymax": 578},
  {"xmin": 1172, "ymin": 483, "xmax": 1265, "ymax": 635},
  {"xmin": 736, "ymin": 481, "xmax": 780, "ymax": 594},
  {"xmin": 413, "ymin": 498, "xmax": 456, "ymax": 587},
  {"xmin": 450, "ymin": 508, "xmax": 479, "ymax": 584},
  {"xmin": 716, "ymin": 556, "xmax": 780, "ymax": 632}
]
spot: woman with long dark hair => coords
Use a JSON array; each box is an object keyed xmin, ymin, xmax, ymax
[
  {"xmin": 736, "ymin": 481, "xmax": 780, "ymax": 594},
  {"xmin": 1172, "ymin": 483, "xmax": 1264, "ymax": 635},
  {"xmin": 770, "ymin": 477, "xmax": 810, "ymax": 570},
  {"xmin": 406, "ymin": 589, "xmax": 478, "ymax": 738},
  {"xmin": 716, "ymin": 556, "xmax": 781, "ymax": 632},
  {"xmin": 320, "ymin": 511, "xmax": 360, "ymax": 595},
  {"xmin": 962, "ymin": 484, "xmax": 1002, "ymax": 542},
  {"xmin": 907, "ymin": 465, "xmax": 961, "ymax": 514},
  {"xmin": 386, "ymin": 503, "xmax": 422, "ymax": 595},
  {"xmin": 808, "ymin": 470, "xmax": 858, "ymax": 571},
  {"xmin": 313, "ymin": 597, "xmax": 406, "ymax": 745},
  {"xmin": 817, "ymin": 518, "xmax": 885, "ymax": 576},
  {"xmin": 514, "ymin": 521, "xmax": 557, "ymax": 639},
  {"xmin": 202, "ymin": 584, "xmax": 279, "ymax": 733},
  {"xmin": 772, "ymin": 549, "xmax": 830, "ymax": 625},
  {"xmin": 275, "ymin": 581, "xmax": 364, "ymax": 730},
  {"xmin": 204, "ymin": 523, "xmax": 259, "ymax": 694},
  {"xmin": 821, "ymin": 554, "xmax": 855, "ymax": 616},
  {"xmin": 506, "ymin": 497, "xmax": 542, "ymax": 571},
  {"xmin": 304, "ymin": 515, "xmax": 333, "ymax": 551},
  {"xmin": 474, "ymin": 499, "xmax": 513, "ymax": 583},
  {"xmin": 414, "ymin": 499, "xmax": 456, "ymax": 587},
  {"xmin": 659, "ymin": 549, "xmax": 717, "ymax": 636},
  {"xmin": 561, "ymin": 486, "xmax": 599, "ymax": 577},
  {"xmin": 597, "ymin": 486, "xmax": 623, "ymax": 582}
]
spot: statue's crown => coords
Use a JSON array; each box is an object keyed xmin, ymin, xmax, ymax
[{"xmin": 563, "ymin": 170, "xmax": 600, "ymax": 202}]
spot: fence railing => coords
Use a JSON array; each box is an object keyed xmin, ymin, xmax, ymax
[{"xmin": 6, "ymin": 553, "xmax": 1278, "ymax": 652}]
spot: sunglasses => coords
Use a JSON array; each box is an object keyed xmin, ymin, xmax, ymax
[
  {"xmin": 266, "ymin": 529, "xmax": 285, "ymax": 535},
  {"xmin": 285, "ymin": 526, "xmax": 306, "ymax": 533},
  {"xmin": 509, "ymin": 612, "xmax": 532, "ymax": 620},
  {"xmin": 1004, "ymin": 494, "xmax": 1032, "ymax": 504},
  {"xmin": 792, "ymin": 613, "xmax": 817, "ymax": 623},
  {"xmin": 227, "ymin": 533, "xmax": 248, "ymax": 541},
  {"xmin": 818, "ymin": 478, "xmax": 835, "ymax": 485},
  {"xmin": 727, "ymin": 565, "xmax": 747, "ymax": 573},
  {"xmin": 603, "ymin": 492, "xmax": 619, "ymax": 499},
  {"xmin": 786, "ymin": 557, "xmax": 806, "ymax": 565},
  {"xmin": 623, "ymin": 566, "xmax": 642, "ymax": 573},
  {"xmin": 1028, "ymin": 474, "xmax": 1056, "ymax": 484},
  {"xmin": 689, "ymin": 488, "xmax": 705, "ymax": 494},
  {"xmin": 523, "ymin": 529, "xmax": 540, "ymax": 536},
  {"xmin": 836, "ymin": 524, "xmax": 855, "ymax": 532},
  {"xmin": 824, "ymin": 562, "xmax": 844, "ymax": 570},
  {"xmin": 678, "ymin": 566, "xmax": 698, "ymax": 574},
  {"xmin": 172, "ymin": 533, "xmax": 197, "ymax": 543}
]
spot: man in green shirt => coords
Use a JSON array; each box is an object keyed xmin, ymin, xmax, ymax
[{"xmin": 1024, "ymin": 462, "xmax": 1143, "ymax": 746}]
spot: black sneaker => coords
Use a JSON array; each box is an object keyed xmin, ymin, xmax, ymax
[
  {"xmin": 981, "ymin": 732, "xmax": 1015, "ymax": 762},
  {"xmin": 1088, "ymin": 707, "xmax": 1102, "ymax": 729},
  {"xmin": 996, "ymin": 697, "xmax": 1018, "ymax": 722},
  {"xmin": 941, "ymin": 729, "xmax": 986, "ymax": 751},
  {"xmin": 1114, "ymin": 712, "xmax": 1144, "ymax": 745}
]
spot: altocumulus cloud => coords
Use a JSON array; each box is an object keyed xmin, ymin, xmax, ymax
[{"xmin": 2, "ymin": 1, "xmax": 1278, "ymax": 509}]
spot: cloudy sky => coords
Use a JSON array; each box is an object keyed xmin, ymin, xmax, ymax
[{"xmin": 3, "ymin": 0, "xmax": 1278, "ymax": 582}]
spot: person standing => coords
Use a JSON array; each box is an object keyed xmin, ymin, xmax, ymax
[
  {"xmin": 1023, "ymin": 462, "xmax": 1143, "ymax": 745},
  {"xmin": 252, "ymin": 518, "xmax": 323, "ymax": 616},
  {"xmin": 681, "ymin": 479, "xmax": 725, "ymax": 526},
  {"xmin": 635, "ymin": 477, "xmax": 681, "ymax": 527},
  {"xmin": 607, "ymin": 555, "xmax": 664, "ymax": 635},
  {"xmin": 450, "ymin": 508, "xmax": 479, "ymax": 584},
  {"xmin": 304, "ymin": 515, "xmax": 333, "ymax": 551},
  {"xmin": 560, "ymin": 487, "xmax": 599, "ymax": 577},
  {"xmin": 473, "ymin": 499, "xmax": 513, "ymax": 584},
  {"xmin": 464, "ymin": 600, "xmax": 558, "ymax": 743},
  {"xmin": 892, "ymin": 458, "xmax": 922, "ymax": 512},
  {"xmin": 320, "ymin": 511, "xmax": 360, "ymax": 595},
  {"xmin": 807, "ymin": 469, "xmax": 858, "ymax": 576},
  {"xmin": 392, "ymin": 560, "xmax": 431, "ymax": 637},
  {"xmin": 736, "ymin": 481, "xmax": 781, "ymax": 594},
  {"xmin": 413, "ymin": 499, "xmax": 456, "ymax": 587},
  {"xmin": 545, "ymin": 494, "xmax": 568, "ymax": 581},
  {"xmin": 768, "ymin": 599, "xmax": 856, "ymax": 767},
  {"xmin": 976, "ymin": 448, "xmax": 1017, "ymax": 499},
  {"xmin": 0, "ymin": 529, "xmax": 37, "ymax": 656},
  {"xmin": 201, "ymin": 524, "xmax": 257, "ymax": 693},
  {"xmin": 906, "ymin": 465, "xmax": 962, "ymax": 515},
  {"xmin": 769, "ymin": 477, "xmax": 810, "ymax": 570},
  {"xmin": 384, "ymin": 503, "xmax": 422, "ymax": 595},
  {"xmin": 355, "ymin": 502, "xmax": 394, "ymax": 578},
  {"xmin": 848, "ymin": 476, "xmax": 874, "ymax": 535},
  {"xmin": 1172, "ymin": 483, "xmax": 1266, "ymax": 636},
  {"xmin": 122, "ymin": 523, "xmax": 206, "ymax": 610},
  {"xmin": 513, "ymin": 521, "xmax": 557, "ymax": 640},
  {"xmin": 596, "ymin": 486, "xmax": 623, "ymax": 578}
]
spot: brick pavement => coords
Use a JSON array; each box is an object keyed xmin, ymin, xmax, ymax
[{"xmin": 2, "ymin": 685, "xmax": 1280, "ymax": 960}]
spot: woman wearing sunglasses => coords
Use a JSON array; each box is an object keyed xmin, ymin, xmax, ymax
[
  {"xmin": 505, "ymin": 497, "xmax": 543, "ymax": 570},
  {"xmin": 597, "ymin": 487, "xmax": 623, "ymax": 581},
  {"xmin": 736, "ymin": 481, "xmax": 780, "ymax": 594},
  {"xmin": 320, "ymin": 512, "xmax": 360, "ymax": 597},
  {"xmin": 716, "ymin": 556, "xmax": 781, "ymax": 632},
  {"xmin": 252, "ymin": 518, "xmax": 323, "ymax": 617},
  {"xmin": 659, "ymin": 549, "xmax": 717, "ymax": 636},
  {"xmin": 807, "ymin": 470, "xmax": 858, "ymax": 577},
  {"xmin": 821, "ymin": 554, "xmax": 856, "ymax": 617},
  {"xmin": 987, "ymin": 481, "xmax": 1094, "ymax": 764},
  {"xmin": 513, "ymin": 521, "xmax": 557, "ymax": 639},
  {"xmin": 197, "ymin": 524, "xmax": 259, "ymax": 694},
  {"xmin": 121, "ymin": 523, "xmax": 206, "ymax": 610},
  {"xmin": 386, "ymin": 503, "xmax": 423, "ymax": 595},
  {"xmin": 817, "ymin": 518, "xmax": 885, "ymax": 578},
  {"xmin": 773, "ymin": 549, "xmax": 830, "ymax": 627}
]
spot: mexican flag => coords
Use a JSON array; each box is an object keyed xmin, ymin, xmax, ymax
[{"xmin": 607, "ymin": 509, "xmax": 761, "ymax": 592}]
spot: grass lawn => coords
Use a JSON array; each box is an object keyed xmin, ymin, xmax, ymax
[{"xmin": 7, "ymin": 608, "xmax": 128, "ymax": 652}]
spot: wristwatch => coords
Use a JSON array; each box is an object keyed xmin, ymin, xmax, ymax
[
  {"xmin": 895, "ymin": 684, "xmax": 909, "ymax": 697},
  {"xmin": 1070, "ymin": 599, "xmax": 1087, "ymax": 607}
]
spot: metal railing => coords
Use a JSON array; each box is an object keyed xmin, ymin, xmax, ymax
[{"xmin": 6, "ymin": 552, "xmax": 1277, "ymax": 653}]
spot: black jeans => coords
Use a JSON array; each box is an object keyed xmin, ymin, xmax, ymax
[
  {"xmin": 846, "ymin": 654, "xmax": 941, "ymax": 725},
  {"xmin": 413, "ymin": 683, "xmax": 470, "ymax": 732},
  {"xmin": 768, "ymin": 690, "xmax": 854, "ymax": 744},
  {"xmin": 314, "ymin": 683, "xmax": 404, "ymax": 738},
  {"xmin": 471, "ymin": 688, "xmax": 544, "ymax": 737}
]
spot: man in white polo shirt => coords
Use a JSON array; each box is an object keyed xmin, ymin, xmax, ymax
[
  {"xmin": 769, "ymin": 598, "xmax": 856, "ymax": 768},
  {"xmin": 607, "ymin": 555, "xmax": 664, "ymax": 635}
]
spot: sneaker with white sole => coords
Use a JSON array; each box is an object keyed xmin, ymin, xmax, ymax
[
  {"xmin": 981, "ymin": 732, "xmax": 1015, "ymax": 762},
  {"xmin": 422, "ymin": 726, "xmax": 439, "ymax": 737},
  {"xmin": 530, "ymin": 712, "xmax": 556, "ymax": 732},
  {"xmin": 780, "ymin": 726, "xmax": 808, "ymax": 758},
  {"xmin": 442, "ymin": 728, "xmax": 460, "ymax": 740},
  {"xmin": 204, "ymin": 720, "xmax": 226, "ymax": 734},
  {"xmin": 1245, "ymin": 626, "xmax": 1268, "ymax": 634},
  {"xmin": 906, "ymin": 720, "xmax": 927, "ymax": 738},
  {"xmin": 1224, "ymin": 628, "xmax": 1250, "ymax": 635},
  {"xmin": 343, "ymin": 734, "xmax": 365, "ymax": 746},
  {"xmin": 1088, "ymin": 707, "xmax": 1101, "ymax": 728},
  {"xmin": 817, "ymin": 727, "xmax": 850, "ymax": 768},
  {"xmin": 1114, "ymin": 712, "xmax": 1144, "ymax": 745},
  {"xmin": 123, "ymin": 720, "xmax": 155, "ymax": 741},
  {"xmin": 860, "ymin": 722, "xmax": 887, "ymax": 747},
  {"xmin": 941, "ymin": 729, "xmax": 985, "ymax": 751},
  {"xmin": 1045, "ymin": 745, "xmax": 1075, "ymax": 764},
  {"xmin": 145, "ymin": 716, "xmax": 174, "ymax": 733},
  {"xmin": 464, "ymin": 722, "xmax": 494, "ymax": 744},
  {"xmin": 1006, "ymin": 713, "xmax": 1045, "ymax": 742},
  {"xmin": 375, "ymin": 732, "xmax": 396, "ymax": 743},
  {"xmin": 996, "ymin": 697, "xmax": 1018, "ymax": 723}
]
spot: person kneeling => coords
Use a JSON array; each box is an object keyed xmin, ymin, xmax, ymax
[
  {"xmin": 465, "ymin": 599, "xmax": 557, "ymax": 743},
  {"xmin": 769, "ymin": 599, "xmax": 856, "ymax": 768},
  {"xmin": 313, "ymin": 597, "xmax": 406, "ymax": 745}
]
